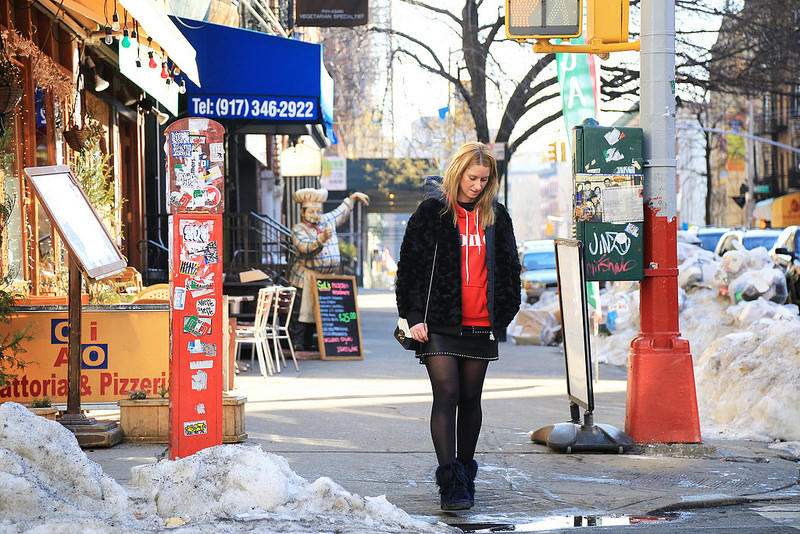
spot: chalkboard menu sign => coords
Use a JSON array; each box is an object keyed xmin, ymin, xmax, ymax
[{"xmin": 312, "ymin": 275, "xmax": 363, "ymax": 360}]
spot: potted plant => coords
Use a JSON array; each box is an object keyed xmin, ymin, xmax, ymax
[
  {"xmin": 118, "ymin": 388, "xmax": 248, "ymax": 443},
  {"xmin": 27, "ymin": 397, "xmax": 58, "ymax": 420},
  {"xmin": 0, "ymin": 31, "xmax": 22, "ymax": 116},
  {"xmin": 63, "ymin": 114, "xmax": 103, "ymax": 153}
]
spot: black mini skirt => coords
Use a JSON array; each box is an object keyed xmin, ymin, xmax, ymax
[{"xmin": 415, "ymin": 326, "xmax": 499, "ymax": 364}]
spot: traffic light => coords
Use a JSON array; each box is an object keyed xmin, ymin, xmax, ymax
[
  {"xmin": 506, "ymin": 0, "xmax": 582, "ymax": 40},
  {"xmin": 546, "ymin": 141, "xmax": 567, "ymax": 162},
  {"xmin": 547, "ymin": 142, "xmax": 558, "ymax": 162},
  {"xmin": 587, "ymin": 0, "xmax": 630, "ymax": 45}
]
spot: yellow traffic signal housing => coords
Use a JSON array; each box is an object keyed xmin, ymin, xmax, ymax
[
  {"xmin": 518, "ymin": 0, "xmax": 639, "ymax": 55},
  {"xmin": 546, "ymin": 142, "xmax": 558, "ymax": 162},
  {"xmin": 588, "ymin": 0, "xmax": 629, "ymax": 44},
  {"xmin": 546, "ymin": 141, "xmax": 567, "ymax": 162},
  {"xmin": 506, "ymin": 0, "xmax": 583, "ymax": 40}
]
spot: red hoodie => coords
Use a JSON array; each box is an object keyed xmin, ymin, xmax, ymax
[{"xmin": 457, "ymin": 203, "xmax": 490, "ymax": 326}]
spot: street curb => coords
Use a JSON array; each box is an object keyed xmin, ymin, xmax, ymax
[{"xmin": 647, "ymin": 490, "xmax": 800, "ymax": 514}]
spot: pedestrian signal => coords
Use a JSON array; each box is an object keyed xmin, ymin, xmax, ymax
[{"xmin": 506, "ymin": 0, "xmax": 583, "ymax": 39}]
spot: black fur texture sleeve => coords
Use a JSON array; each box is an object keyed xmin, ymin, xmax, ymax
[
  {"xmin": 395, "ymin": 204, "xmax": 428, "ymax": 325},
  {"xmin": 493, "ymin": 203, "xmax": 521, "ymax": 328}
]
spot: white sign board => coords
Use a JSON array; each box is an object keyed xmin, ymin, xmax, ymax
[
  {"xmin": 24, "ymin": 165, "xmax": 127, "ymax": 281},
  {"xmin": 602, "ymin": 186, "xmax": 644, "ymax": 224},
  {"xmin": 554, "ymin": 238, "xmax": 593, "ymax": 411},
  {"xmin": 321, "ymin": 156, "xmax": 347, "ymax": 190}
]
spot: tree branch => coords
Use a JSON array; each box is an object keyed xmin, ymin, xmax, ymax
[
  {"xmin": 509, "ymin": 110, "xmax": 564, "ymax": 157},
  {"xmin": 399, "ymin": 0, "xmax": 461, "ymax": 25}
]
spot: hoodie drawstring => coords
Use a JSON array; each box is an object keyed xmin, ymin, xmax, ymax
[
  {"xmin": 464, "ymin": 205, "xmax": 469, "ymax": 285},
  {"xmin": 462, "ymin": 205, "xmax": 482, "ymax": 286}
]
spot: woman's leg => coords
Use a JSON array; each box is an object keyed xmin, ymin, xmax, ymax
[
  {"xmin": 456, "ymin": 358, "xmax": 489, "ymax": 463},
  {"xmin": 424, "ymin": 356, "xmax": 460, "ymax": 465}
]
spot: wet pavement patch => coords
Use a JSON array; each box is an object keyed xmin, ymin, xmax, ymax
[{"xmin": 453, "ymin": 513, "xmax": 681, "ymax": 532}]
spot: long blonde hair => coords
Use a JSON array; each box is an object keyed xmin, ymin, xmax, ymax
[{"xmin": 440, "ymin": 142, "xmax": 499, "ymax": 228}]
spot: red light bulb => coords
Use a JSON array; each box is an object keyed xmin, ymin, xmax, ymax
[
  {"xmin": 148, "ymin": 52, "xmax": 157, "ymax": 69},
  {"xmin": 160, "ymin": 62, "xmax": 169, "ymax": 79}
]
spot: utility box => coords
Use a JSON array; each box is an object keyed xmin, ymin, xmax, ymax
[{"xmin": 572, "ymin": 124, "xmax": 644, "ymax": 281}]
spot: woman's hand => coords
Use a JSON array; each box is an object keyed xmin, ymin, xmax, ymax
[{"xmin": 410, "ymin": 322, "xmax": 429, "ymax": 343}]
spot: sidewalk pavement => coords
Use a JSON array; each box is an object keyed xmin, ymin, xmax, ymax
[{"xmin": 86, "ymin": 290, "xmax": 800, "ymax": 528}]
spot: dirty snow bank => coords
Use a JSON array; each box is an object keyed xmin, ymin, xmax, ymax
[
  {"xmin": 0, "ymin": 402, "xmax": 131, "ymax": 523},
  {"xmin": 592, "ymin": 241, "xmax": 800, "ymax": 441},
  {"xmin": 0, "ymin": 403, "xmax": 454, "ymax": 533},
  {"xmin": 130, "ymin": 444, "xmax": 434, "ymax": 531},
  {"xmin": 694, "ymin": 307, "xmax": 800, "ymax": 441}
]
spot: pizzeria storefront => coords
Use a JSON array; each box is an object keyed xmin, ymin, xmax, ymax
[{"xmin": 0, "ymin": 0, "xmax": 199, "ymax": 404}]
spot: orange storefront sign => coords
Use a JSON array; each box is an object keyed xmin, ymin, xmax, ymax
[
  {"xmin": 772, "ymin": 192, "xmax": 800, "ymax": 228},
  {"xmin": 0, "ymin": 308, "xmax": 169, "ymax": 404}
]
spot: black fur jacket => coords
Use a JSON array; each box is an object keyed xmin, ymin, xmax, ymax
[{"xmin": 395, "ymin": 178, "xmax": 521, "ymax": 337}]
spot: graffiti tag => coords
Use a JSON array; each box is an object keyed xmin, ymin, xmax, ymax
[
  {"xmin": 588, "ymin": 231, "xmax": 631, "ymax": 256},
  {"xmin": 586, "ymin": 254, "xmax": 636, "ymax": 276}
]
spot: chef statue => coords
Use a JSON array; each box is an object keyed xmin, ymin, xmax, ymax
[{"xmin": 289, "ymin": 188, "xmax": 369, "ymax": 351}]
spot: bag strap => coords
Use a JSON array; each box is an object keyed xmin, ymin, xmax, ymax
[{"xmin": 423, "ymin": 242, "xmax": 437, "ymax": 322}]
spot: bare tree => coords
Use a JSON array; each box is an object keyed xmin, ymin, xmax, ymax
[
  {"xmin": 370, "ymin": 0, "xmax": 563, "ymax": 167},
  {"xmin": 601, "ymin": 0, "xmax": 800, "ymax": 108},
  {"xmin": 321, "ymin": 21, "xmax": 389, "ymax": 158}
]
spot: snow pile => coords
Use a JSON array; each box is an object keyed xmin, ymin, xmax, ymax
[
  {"xmin": 1, "ymin": 403, "xmax": 454, "ymax": 533},
  {"xmin": 589, "ymin": 242, "xmax": 800, "ymax": 441},
  {"xmin": 694, "ymin": 302, "xmax": 800, "ymax": 441},
  {"xmin": 130, "ymin": 444, "xmax": 436, "ymax": 532},
  {"xmin": 0, "ymin": 402, "xmax": 131, "ymax": 523},
  {"xmin": 593, "ymin": 282, "xmax": 641, "ymax": 365},
  {"xmin": 596, "ymin": 244, "xmax": 794, "ymax": 365}
]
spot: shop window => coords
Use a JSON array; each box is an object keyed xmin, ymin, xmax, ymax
[
  {"xmin": 35, "ymin": 87, "xmax": 48, "ymax": 165},
  {"xmin": 1, "ymin": 117, "xmax": 23, "ymax": 280}
]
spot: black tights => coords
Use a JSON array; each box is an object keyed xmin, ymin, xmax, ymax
[{"xmin": 425, "ymin": 356, "xmax": 489, "ymax": 466}]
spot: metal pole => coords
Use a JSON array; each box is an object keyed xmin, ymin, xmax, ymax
[
  {"xmin": 626, "ymin": 0, "xmax": 701, "ymax": 443},
  {"xmin": 66, "ymin": 255, "xmax": 81, "ymax": 416},
  {"xmin": 356, "ymin": 201, "xmax": 362, "ymax": 281},
  {"xmin": 746, "ymin": 100, "xmax": 755, "ymax": 226},
  {"xmin": 503, "ymin": 145, "xmax": 509, "ymax": 206}
]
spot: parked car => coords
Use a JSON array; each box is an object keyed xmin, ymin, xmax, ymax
[
  {"xmin": 689, "ymin": 226, "xmax": 730, "ymax": 252},
  {"xmin": 519, "ymin": 240, "xmax": 558, "ymax": 304},
  {"xmin": 770, "ymin": 225, "xmax": 800, "ymax": 305},
  {"xmin": 714, "ymin": 228, "xmax": 783, "ymax": 256}
]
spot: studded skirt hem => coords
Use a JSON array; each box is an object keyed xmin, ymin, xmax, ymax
[{"xmin": 415, "ymin": 331, "xmax": 498, "ymax": 364}]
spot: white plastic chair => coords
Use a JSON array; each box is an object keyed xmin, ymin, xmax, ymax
[
  {"xmin": 234, "ymin": 286, "xmax": 276, "ymax": 377},
  {"xmin": 270, "ymin": 286, "xmax": 299, "ymax": 372}
]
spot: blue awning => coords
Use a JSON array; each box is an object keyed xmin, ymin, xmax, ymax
[{"xmin": 171, "ymin": 17, "xmax": 334, "ymax": 145}]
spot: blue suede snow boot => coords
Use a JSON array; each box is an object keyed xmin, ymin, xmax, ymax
[
  {"xmin": 435, "ymin": 462, "xmax": 472, "ymax": 510},
  {"xmin": 458, "ymin": 458, "xmax": 478, "ymax": 506}
]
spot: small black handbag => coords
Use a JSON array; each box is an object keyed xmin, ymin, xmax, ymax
[
  {"xmin": 394, "ymin": 243, "xmax": 437, "ymax": 351},
  {"xmin": 394, "ymin": 318, "xmax": 418, "ymax": 351}
]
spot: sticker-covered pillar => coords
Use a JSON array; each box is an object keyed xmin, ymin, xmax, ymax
[
  {"xmin": 626, "ymin": 0, "xmax": 701, "ymax": 443},
  {"xmin": 164, "ymin": 118, "xmax": 226, "ymax": 459}
]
